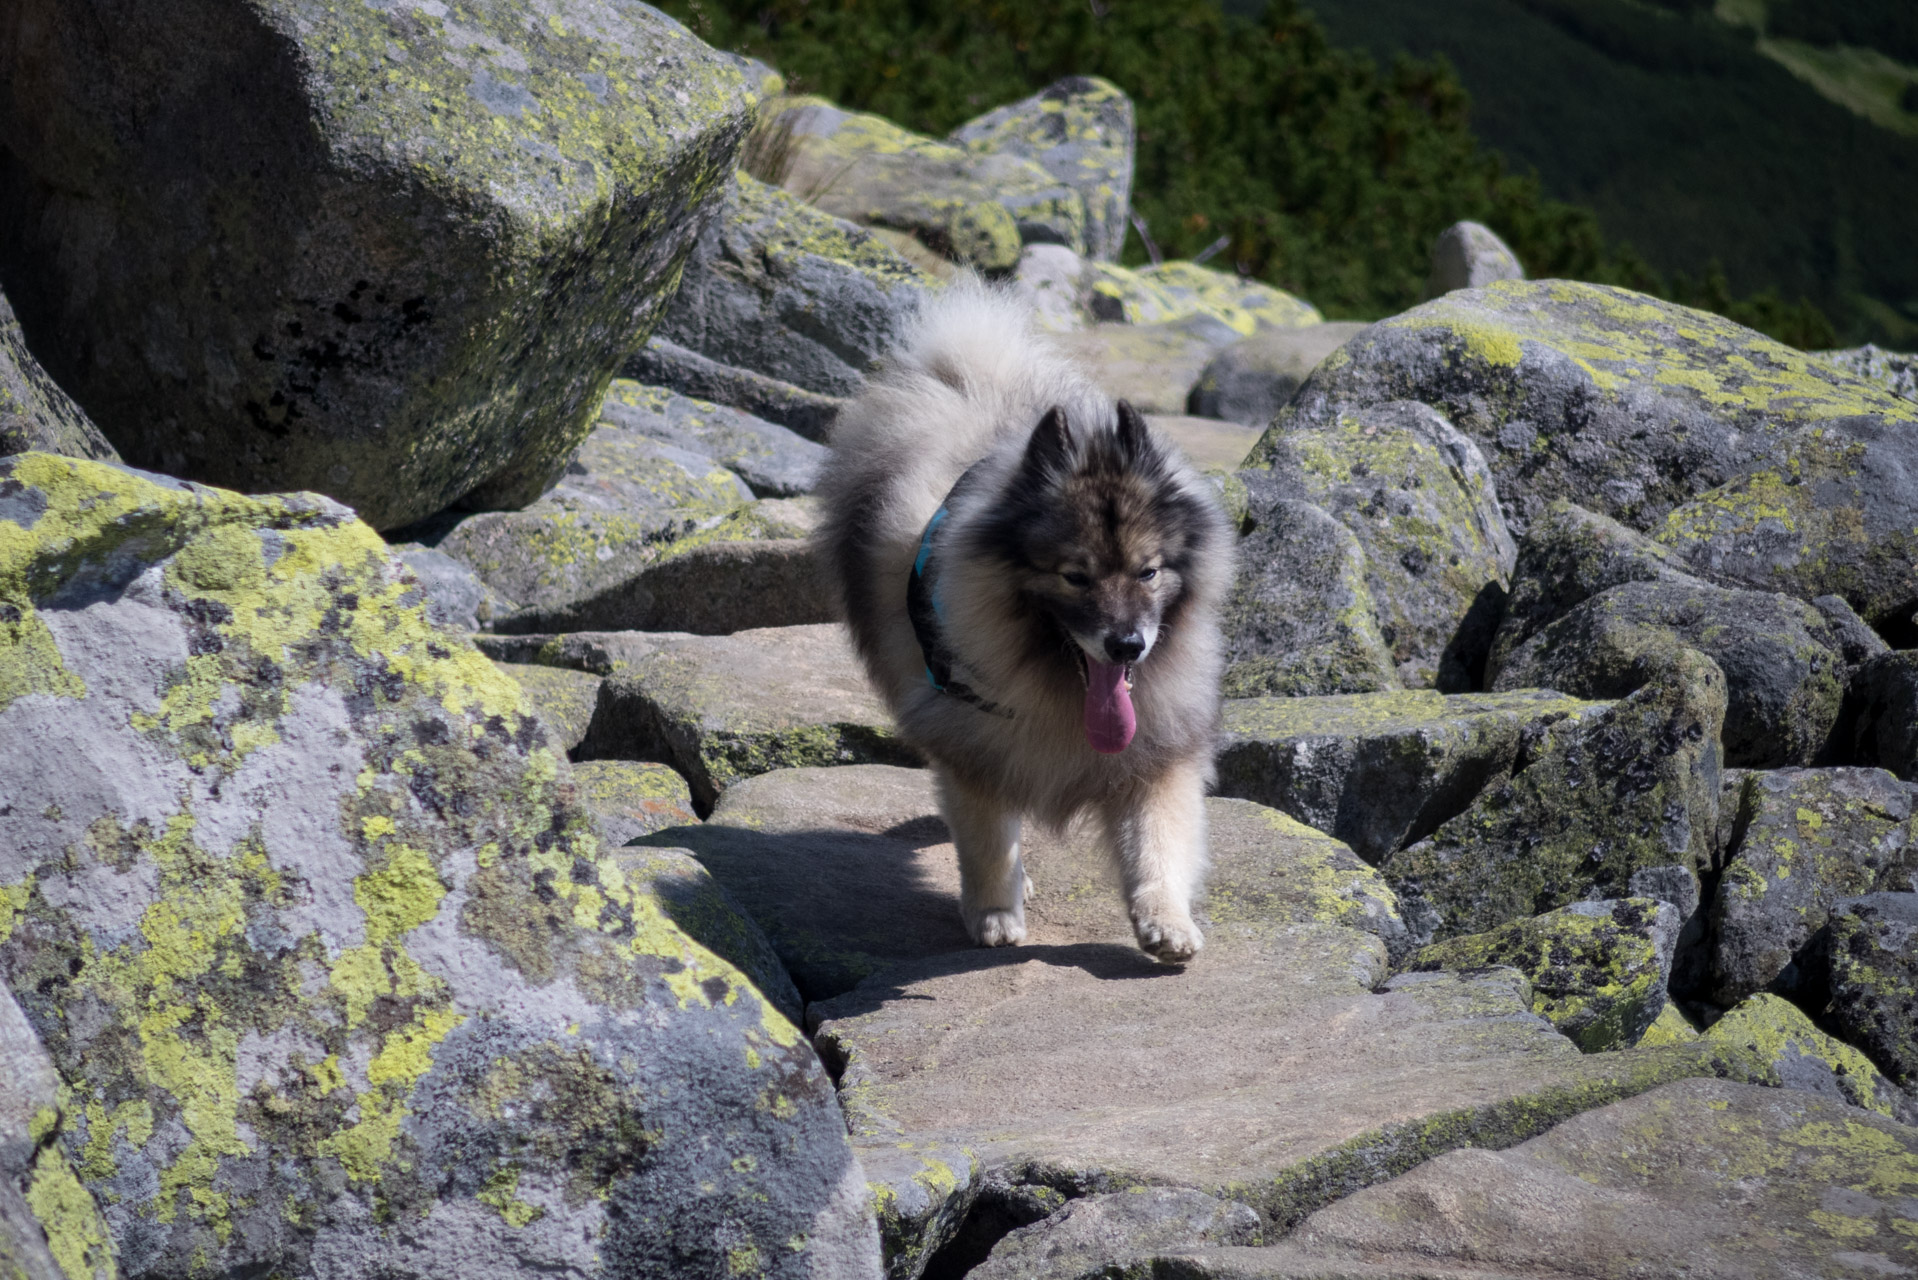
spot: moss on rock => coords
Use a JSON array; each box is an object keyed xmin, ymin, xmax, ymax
[
  {"xmin": 1824, "ymin": 892, "xmax": 1918, "ymax": 1092},
  {"xmin": 1704, "ymin": 993, "xmax": 1908, "ymax": 1120}
]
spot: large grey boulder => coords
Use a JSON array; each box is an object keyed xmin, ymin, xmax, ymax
[
  {"xmin": 1252, "ymin": 400, "xmax": 1516, "ymax": 689},
  {"xmin": 1823, "ymin": 892, "xmax": 1918, "ymax": 1090},
  {"xmin": 1701, "ymin": 993, "xmax": 1911, "ymax": 1120},
  {"xmin": 387, "ymin": 543, "xmax": 497, "ymax": 632},
  {"xmin": 949, "ymin": 77, "xmax": 1135, "ymax": 263},
  {"xmin": 651, "ymin": 173, "xmax": 934, "ymax": 403},
  {"xmin": 1271, "ymin": 280, "xmax": 1918, "ymax": 534},
  {"xmin": 569, "ymin": 760, "xmax": 698, "ymax": 849},
  {"xmin": 577, "ymin": 625, "xmax": 918, "ymax": 813},
  {"xmin": 1173, "ymin": 1080, "xmax": 1918, "ymax": 1280},
  {"xmin": 1835, "ymin": 650, "xmax": 1918, "ymax": 782},
  {"xmin": 1221, "ymin": 482, "xmax": 1400, "ymax": 698},
  {"xmin": 0, "ymin": 289, "xmax": 117, "ymax": 463},
  {"xmin": 2, "ymin": 984, "xmax": 117, "ymax": 1280},
  {"xmin": 1424, "ymin": 220, "xmax": 1525, "ymax": 296},
  {"xmin": 1493, "ymin": 579, "xmax": 1852, "ymax": 767},
  {"xmin": 1386, "ymin": 649, "xmax": 1727, "ymax": 943},
  {"xmin": 0, "ymin": 0, "xmax": 752, "ymax": 531},
  {"xmin": 599, "ymin": 379, "xmax": 828, "ymax": 499},
  {"xmin": 1710, "ymin": 768, "xmax": 1918, "ymax": 1005},
  {"xmin": 1216, "ymin": 688, "xmax": 1600, "ymax": 864},
  {"xmin": 0, "ymin": 453, "xmax": 880, "ymax": 1279},
  {"xmin": 1186, "ymin": 322, "xmax": 1368, "ymax": 427}
]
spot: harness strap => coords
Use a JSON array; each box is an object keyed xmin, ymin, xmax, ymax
[{"xmin": 907, "ymin": 471, "xmax": 1014, "ymax": 719}]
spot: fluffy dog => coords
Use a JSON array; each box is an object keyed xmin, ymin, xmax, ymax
[{"xmin": 818, "ymin": 284, "xmax": 1235, "ymax": 961}]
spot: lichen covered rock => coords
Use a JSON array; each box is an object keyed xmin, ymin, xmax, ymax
[
  {"xmin": 623, "ymin": 336, "xmax": 848, "ymax": 441},
  {"xmin": 1411, "ymin": 898, "xmax": 1677, "ymax": 1051},
  {"xmin": 577, "ymin": 624, "xmax": 918, "ymax": 813},
  {"xmin": 1272, "ymin": 280, "xmax": 1917, "ymax": 533},
  {"xmin": 0, "ymin": 0, "xmax": 754, "ymax": 530},
  {"xmin": 1702, "ymin": 993, "xmax": 1909, "ymax": 1120},
  {"xmin": 1425, "ymin": 220, "xmax": 1525, "ymax": 296},
  {"xmin": 1216, "ymin": 688, "xmax": 1600, "ymax": 865},
  {"xmin": 1493, "ymin": 579, "xmax": 1851, "ymax": 767},
  {"xmin": 0, "ymin": 454, "xmax": 880, "ymax": 1279},
  {"xmin": 1221, "ymin": 482, "xmax": 1399, "ymax": 698},
  {"xmin": 569, "ymin": 760, "xmax": 698, "ymax": 849},
  {"xmin": 1252, "ymin": 400, "xmax": 1516, "ymax": 688},
  {"xmin": 492, "ymin": 661, "xmax": 603, "ymax": 755},
  {"xmin": 1386, "ymin": 649, "xmax": 1726, "ymax": 943},
  {"xmin": 970, "ymin": 1188, "xmax": 1258, "ymax": 1280},
  {"xmin": 1824, "ymin": 892, "xmax": 1918, "ymax": 1091},
  {"xmin": 1054, "ymin": 313, "xmax": 1249, "ymax": 414},
  {"xmin": 1710, "ymin": 768, "xmax": 1918, "ymax": 1005},
  {"xmin": 949, "ymin": 76, "xmax": 1135, "ymax": 264},
  {"xmin": 1820, "ymin": 344, "xmax": 1918, "ymax": 404},
  {"xmin": 651, "ymin": 174, "xmax": 935, "ymax": 403},
  {"xmin": 598, "ymin": 380, "xmax": 828, "ymax": 499},
  {"xmin": 749, "ymin": 96, "xmax": 1082, "ymax": 269},
  {"xmin": 0, "ymin": 290, "xmax": 117, "ymax": 464},
  {"xmin": 1187, "ymin": 322, "xmax": 1368, "ymax": 427},
  {"xmin": 1013, "ymin": 250, "xmax": 1320, "ymax": 338}
]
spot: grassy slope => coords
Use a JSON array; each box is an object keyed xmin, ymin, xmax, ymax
[{"xmin": 1277, "ymin": 0, "xmax": 1918, "ymax": 344}]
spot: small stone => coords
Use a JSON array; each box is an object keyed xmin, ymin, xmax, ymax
[
  {"xmin": 1710, "ymin": 768, "xmax": 1918, "ymax": 1005},
  {"xmin": 1412, "ymin": 898, "xmax": 1678, "ymax": 1051},
  {"xmin": 1425, "ymin": 220, "xmax": 1525, "ymax": 296},
  {"xmin": 1824, "ymin": 891, "xmax": 1918, "ymax": 1091},
  {"xmin": 1187, "ymin": 322, "xmax": 1369, "ymax": 426},
  {"xmin": 576, "ymin": 624, "xmax": 918, "ymax": 813}
]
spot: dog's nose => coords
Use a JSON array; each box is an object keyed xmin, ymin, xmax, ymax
[{"xmin": 1104, "ymin": 632, "xmax": 1145, "ymax": 663}]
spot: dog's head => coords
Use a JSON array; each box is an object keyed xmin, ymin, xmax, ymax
[{"xmin": 978, "ymin": 401, "xmax": 1222, "ymax": 670}]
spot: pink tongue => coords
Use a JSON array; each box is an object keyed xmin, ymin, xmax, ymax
[{"xmin": 1084, "ymin": 659, "xmax": 1136, "ymax": 754}]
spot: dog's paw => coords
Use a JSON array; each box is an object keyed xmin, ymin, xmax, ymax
[
  {"xmin": 966, "ymin": 908, "xmax": 1027, "ymax": 948},
  {"xmin": 1133, "ymin": 914, "xmax": 1204, "ymax": 964}
]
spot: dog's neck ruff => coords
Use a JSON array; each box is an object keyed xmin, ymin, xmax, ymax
[{"xmin": 907, "ymin": 463, "xmax": 1014, "ymax": 719}]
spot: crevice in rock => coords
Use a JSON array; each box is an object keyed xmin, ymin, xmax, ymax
[{"xmin": 918, "ymin": 1176, "xmax": 1067, "ymax": 1280}]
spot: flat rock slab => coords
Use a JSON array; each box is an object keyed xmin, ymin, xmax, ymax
[
  {"xmin": 1217, "ymin": 689, "xmax": 1599, "ymax": 865},
  {"xmin": 577, "ymin": 625, "xmax": 919, "ymax": 813},
  {"xmin": 640, "ymin": 765, "xmax": 1408, "ymax": 1003},
  {"xmin": 1180, "ymin": 1079, "xmax": 1918, "ymax": 1280}
]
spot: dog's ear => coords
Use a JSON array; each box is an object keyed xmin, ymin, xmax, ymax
[
  {"xmin": 1115, "ymin": 400, "xmax": 1151, "ymax": 462},
  {"xmin": 1022, "ymin": 406, "xmax": 1073, "ymax": 476}
]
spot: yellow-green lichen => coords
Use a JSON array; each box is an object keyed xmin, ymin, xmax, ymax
[
  {"xmin": 24, "ymin": 1144, "xmax": 116, "ymax": 1280},
  {"xmin": 1704, "ymin": 994, "xmax": 1903, "ymax": 1119},
  {"xmin": 476, "ymin": 1165, "xmax": 546, "ymax": 1229}
]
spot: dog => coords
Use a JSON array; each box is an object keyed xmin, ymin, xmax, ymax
[{"xmin": 817, "ymin": 283, "xmax": 1236, "ymax": 962}]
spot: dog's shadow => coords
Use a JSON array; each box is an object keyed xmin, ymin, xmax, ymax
[{"xmin": 633, "ymin": 819, "xmax": 1172, "ymax": 1011}]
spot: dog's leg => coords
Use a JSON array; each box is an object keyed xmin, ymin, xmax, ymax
[
  {"xmin": 1104, "ymin": 759, "xmax": 1207, "ymax": 962},
  {"xmin": 937, "ymin": 771, "xmax": 1027, "ymax": 947}
]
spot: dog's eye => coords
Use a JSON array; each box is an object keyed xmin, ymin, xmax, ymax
[
  {"xmin": 1139, "ymin": 567, "xmax": 1159, "ymax": 582},
  {"xmin": 1061, "ymin": 570, "xmax": 1091, "ymax": 589}
]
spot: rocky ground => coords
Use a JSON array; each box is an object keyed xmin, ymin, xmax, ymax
[{"xmin": 0, "ymin": 5, "xmax": 1915, "ymax": 1279}]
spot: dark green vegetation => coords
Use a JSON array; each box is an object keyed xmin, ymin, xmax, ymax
[
  {"xmin": 664, "ymin": 0, "xmax": 1845, "ymax": 345},
  {"xmin": 1292, "ymin": 0, "xmax": 1918, "ymax": 346}
]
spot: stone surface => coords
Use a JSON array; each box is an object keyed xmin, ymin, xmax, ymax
[
  {"xmin": 0, "ymin": 289, "xmax": 117, "ymax": 464},
  {"xmin": 750, "ymin": 96, "xmax": 1082, "ymax": 269},
  {"xmin": 577, "ymin": 625, "xmax": 917, "ymax": 813},
  {"xmin": 1493, "ymin": 579, "xmax": 1851, "ymax": 768},
  {"xmin": 1821, "ymin": 343, "xmax": 1918, "ymax": 404},
  {"xmin": 1145, "ymin": 415, "xmax": 1264, "ymax": 473},
  {"xmin": 1425, "ymin": 220, "xmax": 1525, "ymax": 296},
  {"xmin": 1487, "ymin": 499, "xmax": 1704, "ymax": 682},
  {"xmin": 1053, "ymin": 313, "xmax": 1248, "ymax": 415},
  {"xmin": 1215, "ymin": 689, "xmax": 1600, "ymax": 865},
  {"xmin": 1255, "ymin": 400, "xmax": 1517, "ymax": 689},
  {"xmin": 599, "ymin": 379, "xmax": 828, "ymax": 499},
  {"xmin": 0, "ymin": 453, "xmax": 880, "ymax": 1279},
  {"xmin": 0, "ymin": 0, "xmax": 752, "ymax": 530},
  {"xmin": 1656, "ymin": 411, "xmax": 1918, "ymax": 628},
  {"xmin": 1176, "ymin": 1079, "xmax": 1918, "ymax": 1280},
  {"xmin": 475, "ymin": 630, "xmax": 677, "ymax": 676},
  {"xmin": 949, "ymin": 76, "xmax": 1134, "ymax": 264},
  {"xmin": 492, "ymin": 661, "xmax": 603, "ymax": 756},
  {"xmin": 652, "ymin": 173, "xmax": 934, "ymax": 403},
  {"xmin": 569, "ymin": 760, "xmax": 698, "ymax": 849},
  {"xmin": 388, "ymin": 543, "xmax": 496, "ymax": 632},
  {"xmin": 2, "ymin": 983, "xmax": 117, "ymax": 1280},
  {"xmin": 1711, "ymin": 768, "xmax": 1918, "ymax": 1005},
  {"xmin": 1187, "ymin": 322, "xmax": 1369, "ymax": 427},
  {"xmin": 1013, "ymin": 251, "xmax": 1319, "ymax": 338},
  {"xmin": 1836, "ymin": 651, "xmax": 1918, "ymax": 783},
  {"xmin": 1826, "ymin": 892, "xmax": 1918, "ymax": 1090},
  {"xmin": 1272, "ymin": 280, "xmax": 1918, "ymax": 535},
  {"xmin": 1385, "ymin": 649, "xmax": 1726, "ymax": 943},
  {"xmin": 640, "ymin": 766, "xmax": 1409, "ymax": 1002},
  {"xmin": 970, "ymin": 1187, "xmax": 1258, "ymax": 1280},
  {"xmin": 623, "ymin": 335, "xmax": 849, "ymax": 441},
  {"xmin": 1702, "ymin": 994, "xmax": 1910, "ymax": 1121},
  {"xmin": 1221, "ymin": 482, "xmax": 1399, "ymax": 698},
  {"xmin": 1411, "ymin": 898, "xmax": 1678, "ymax": 1051}
]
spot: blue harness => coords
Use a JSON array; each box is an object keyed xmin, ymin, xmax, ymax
[{"xmin": 906, "ymin": 469, "xmax": 1013, "ymax": 719}]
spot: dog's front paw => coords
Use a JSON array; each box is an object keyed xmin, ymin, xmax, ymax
[
  {"xmin": 966, "ymin": 908, "xmax": 1027, "ymax": 948},
  {"xmin": 1133, "ymin": 913, "xmax": 1204, "ymax": 963}
]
